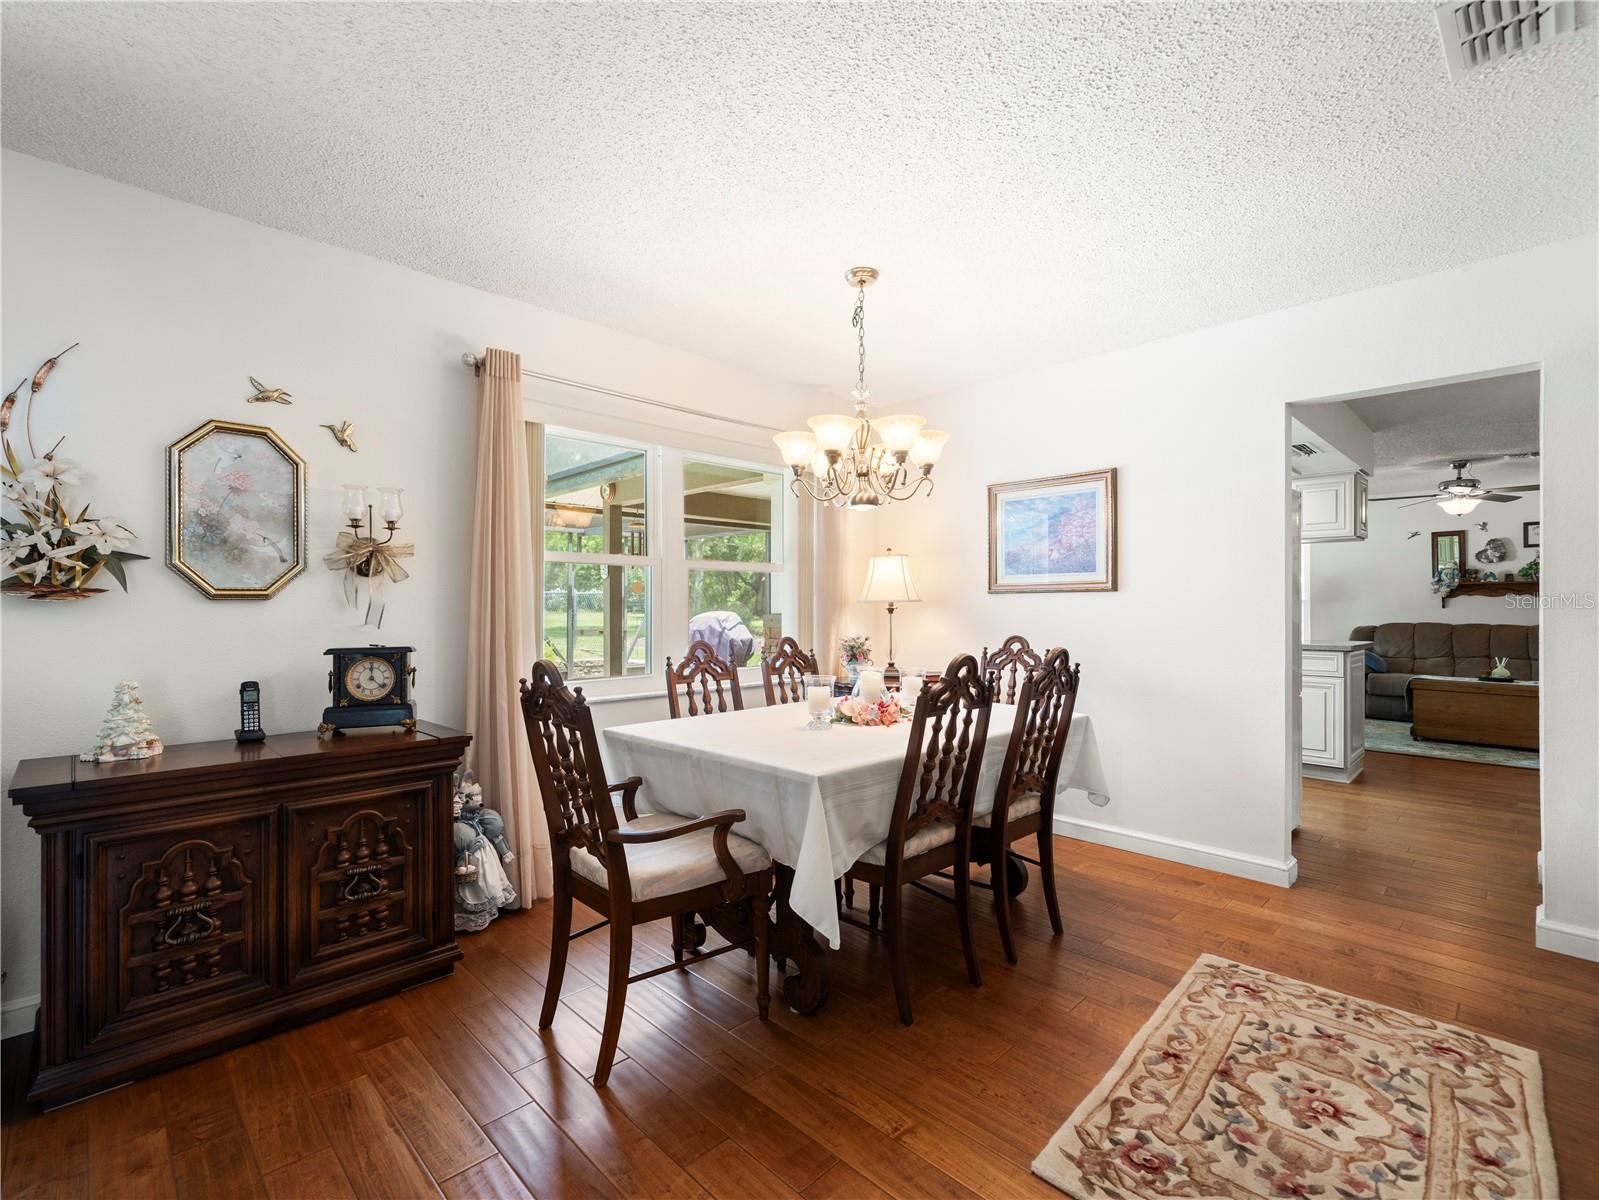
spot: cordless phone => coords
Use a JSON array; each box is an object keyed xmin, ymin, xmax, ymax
[{"xmin": 236, "ymin": 681, "xmax": 266, "ymax": 743}]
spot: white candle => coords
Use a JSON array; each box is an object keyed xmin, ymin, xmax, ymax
[
  {"xmin": 899, "ymin": 674, "xmax": 923, "ymax": 701},
  {"xmin": 806, "ymin": 685, "xmax": 832, "ymax": 717},
  {"xmin": 858, "ymin": 670, "xmax": 884, "ymax": 704}
]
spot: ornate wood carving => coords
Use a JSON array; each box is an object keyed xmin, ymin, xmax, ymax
[
  {"xmin": 314, "ymin": 809, "xmax": 411, "ymax": 947},
  {"xmin": 761, "ymin": 637, "xmax": 818, "ymax": 706},
  {"xmin": 663, "ymin": 640, "xmax": 744, "ymax": 718},
  {"xmin": 980, "ymin": 635, "xmax": 1044, "ymax": 705}
]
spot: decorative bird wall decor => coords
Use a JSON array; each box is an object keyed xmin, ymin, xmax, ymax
[
  {"xmin": 321, "ymin": 421, "xmax": 357, "ymax": 452},
  {"xmin": 1475, "ymin": 521, "xmax": 1489, "ymax": 531},
  {"xmin": 244, "ymin": 376, "xmax": 292, "ymax": 405},
  {"xmin": 1406, "ymin": 531, "xmax": 1421, "ymax": 540}
]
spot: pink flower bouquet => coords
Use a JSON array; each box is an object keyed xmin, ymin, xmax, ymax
[{"xmin": 832, "ymin": 695, "xmax": 906, "ymax": 727}]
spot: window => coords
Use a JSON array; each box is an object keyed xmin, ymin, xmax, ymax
[
  {"xmin": 535, "ymin": 429, "xmax": 800, "ymax": 688},
  {"xmin": 541, "ymin": 434, "xmax": 651, "ymax": 680},
  {"xmin": 683, "ymin": 459, "xmax": 787, "ymax": 667}
]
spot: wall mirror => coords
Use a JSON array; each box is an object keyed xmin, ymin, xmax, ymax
[{"xmin": 1430, "ymin": 529, "xmax": 1465, "ymax": 573}]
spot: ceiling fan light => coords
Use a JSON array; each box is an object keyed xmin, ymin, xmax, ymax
[
  {"xmin": 1438, "ymin": 496, "xmax": 1482, "ymax": 515},
  {"xmin": 773, "ymin": 430, "xmax": 818, "ymax": 467},
  {"xmin": 909, "ymin": 429, "xmax": 949, "ymax": 467},
  {"xmin": 807, "ymin": 413, "xmax": 860, "ymax": 453},
  {"xmin": 872, "ymin": 414, "xmax": 926, "ymax": 455}
]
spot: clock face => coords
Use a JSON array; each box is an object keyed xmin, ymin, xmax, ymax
[{"xmin": 344, "ymin": 655, "xmax": 397, "ymax": 703}]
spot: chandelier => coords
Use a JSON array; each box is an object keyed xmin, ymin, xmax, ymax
[{"xmin": 772, "ymin": 267, "xmax": 948, "ymax": 509}]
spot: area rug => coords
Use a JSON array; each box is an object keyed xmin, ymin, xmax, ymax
[
  {"xmin": 1364, "ymin": 719, "xmax": 1539, "ymax": 771},
  {"xmin": 1032, "ymin": 954, "xmax": 1557, "ymax": 1200}
]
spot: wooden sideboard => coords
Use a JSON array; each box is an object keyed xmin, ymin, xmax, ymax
[{"xmin": 8, "ymin": 722, "xmax": 469, "ymax": 1107}]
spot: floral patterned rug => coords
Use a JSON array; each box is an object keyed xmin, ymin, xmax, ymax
[{"xmin": 1032, "ymin": 955, "xmax": 1557, "ymax": 1200}]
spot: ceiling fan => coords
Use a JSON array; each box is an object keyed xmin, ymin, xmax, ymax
[{"xmin": 1394, "ymin": 460, "xmax": 1537, "ymax": 515}]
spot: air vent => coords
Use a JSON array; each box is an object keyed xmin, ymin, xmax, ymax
[
  {"xmin": 1291, "ymin": 443, "xmax": 1320, "ymax": 459},
  {"xmin": 1437, "ymin": 1, "xmax": 1575, "ymax": 80}
]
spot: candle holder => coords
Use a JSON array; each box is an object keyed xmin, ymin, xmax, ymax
[
  {"xmin": 803, "ymin": 673, "xmax": 836, "ymax": 731},
  {"xmin": 341, "ymin": 485, "xmax": 403, "ymax": 576}
]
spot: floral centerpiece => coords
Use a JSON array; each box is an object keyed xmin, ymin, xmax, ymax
[
  {"xmin": 839, "ymin": 634, "xmax": 872, "ymax": 685},
  {"xmin": 2, "ymin": 344, "xmax": 147, "ymax": 600},
  {"xmin": 832, "ymin": 693, "xmax": 907, "ymax": 727}
]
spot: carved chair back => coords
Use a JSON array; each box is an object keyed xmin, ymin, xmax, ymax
[
  {"xmin": 520, "ymin": 660, "xmax": 630, "ymax": 897},
  {"xmin": 761, "ymin": 636, "xmax": 819, "ymax": 705},
  {"xmin": 994, "ymin": 648, "xmax": 1081, "ymax": 823},
  {"xmin": 980, "ymin": 635, "xmax": 1044, "ymax": 705},
  {"xmin": 884, "ymin": 654, "xmax": 994, "ymax": 871},
  {"xmin": 664, "ymin": 640, "xmax": 745, "ymax": 718}
]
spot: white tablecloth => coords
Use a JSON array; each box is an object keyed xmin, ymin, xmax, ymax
[{"xmin": 604, "ymin": 703, "xmax": 1109, "ymax": 948}]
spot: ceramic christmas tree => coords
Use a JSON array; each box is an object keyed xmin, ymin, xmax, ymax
[{"xmin": 81, "ymin": 680, "xmax": 164, "ymax": 763}]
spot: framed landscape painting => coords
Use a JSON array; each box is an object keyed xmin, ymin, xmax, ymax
[
  {"xmin": 167, "ymin": 419, "xmax": 306, "ymax": 599},
  {"xmin": 988, "ymin": 468, "xmax": 1117, "ymax": 593}
]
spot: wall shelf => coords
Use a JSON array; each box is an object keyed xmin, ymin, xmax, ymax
[{"xmin": 1441, "ymin": 579, "xmax": 1538, "ymax": 608}]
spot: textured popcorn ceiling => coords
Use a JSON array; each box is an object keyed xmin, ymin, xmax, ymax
[{"xmin": 2, "ymin": 2, "xmax": 1595, "ymax": 399}]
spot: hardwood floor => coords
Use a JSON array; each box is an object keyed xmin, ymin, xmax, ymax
[{"xmin": 4, "ymin": 750, "xmax": 1594, "ymax": 1199}]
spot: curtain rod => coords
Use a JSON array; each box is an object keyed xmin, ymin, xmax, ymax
[{"xmin": 461, "ymin": 352, "xmax": 783, "ymax": 435}]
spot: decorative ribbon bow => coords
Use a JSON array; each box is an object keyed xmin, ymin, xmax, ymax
[{"xmin": 323, "ymin": 531, "xmax": 414, "ymax": 627}]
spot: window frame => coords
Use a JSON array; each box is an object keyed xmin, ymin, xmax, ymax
[{"xmin": 536, "ymin": 425, "xmax": 800, "ymax": 698}]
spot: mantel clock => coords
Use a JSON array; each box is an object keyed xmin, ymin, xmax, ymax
[{"xmin": 318, "ymin": 645, "xmax": 416, "ymax": 735}]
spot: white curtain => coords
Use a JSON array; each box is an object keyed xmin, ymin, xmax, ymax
[{"xmin": 465, "ymin": 347, "xmax": 552, "ymax": 903}]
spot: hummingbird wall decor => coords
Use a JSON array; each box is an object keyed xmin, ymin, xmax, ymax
[
  {"xmin": 322, "ymin": 421, "xmax": 357, "ymax": 452},
  {"xmin": 244, "ymin": 376, "xmax": 292, "ymax": 405}
]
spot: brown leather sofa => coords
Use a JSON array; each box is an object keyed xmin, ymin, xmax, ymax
[{"xmin": 1349, "ymin": 622, "xmax": 1539, "ymax": 720}]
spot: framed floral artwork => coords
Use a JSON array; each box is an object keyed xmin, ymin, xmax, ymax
[
  {"xmin": 167, "ymin": 419, "xmax": 306, "ymax": 598},
  {"xmin": 988, "ymin": 467, "xmax": 1117, "ymax": 593}
]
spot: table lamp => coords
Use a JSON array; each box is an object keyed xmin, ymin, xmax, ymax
[{"xmin": 859, "ymin": 548, "xmax": 920, "ymax": 685}]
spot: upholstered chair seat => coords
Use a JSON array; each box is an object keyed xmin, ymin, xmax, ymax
[
  {"xmin": 570, "ymin": 812, "xmax": 772, "ymax": 900},
  {"xmin": 855, "ymin": 820, "xmax": 957, "ymax": 866},
  {"xmin": 973, "ymin": 792, "xmax": 1041, "ymax": 827}
]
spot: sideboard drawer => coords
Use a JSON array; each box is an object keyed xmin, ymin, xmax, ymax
[
  {"xmin": 286, "ymin": 785, "xmax": 432, "ymax": 988},
  {"xmin": 83, "ymin": 814, "xmax": 276, "ymax": 1051}
]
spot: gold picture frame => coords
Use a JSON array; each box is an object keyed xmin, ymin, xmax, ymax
[
  {"xmin": 988, "ymin": 467, "xmax": 1118, "ymax": 593},
  {"xmin": 167, "ymin": 419, "xmax": 307, "ymax": 599}
]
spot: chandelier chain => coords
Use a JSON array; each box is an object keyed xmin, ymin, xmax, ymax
[{"xmin": 851, "ymin": 284, "xmax": 868, "ymax": 400}]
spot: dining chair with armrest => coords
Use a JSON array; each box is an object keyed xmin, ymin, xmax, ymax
[
  {"xmin": 521, "ymin": 660, "xmax": 773, "ymax": 1085},
  {"xmin": 842, "ymin": 653, "xmax": 994, "ymax": 1025},
  {"xmin": 664, "ymin": 639, "xmax": 745, "ymax": 719},
  {"xmin": 761, "ymin": 636, "xmax": 819, "ymax": 706},
  {"xmin": 980, "ymin": 635, "xmax": 1043, "ymax": 705},
  {"xmin": 972, "ymin": 647, "xmax": 1080, "ymax": 962}
]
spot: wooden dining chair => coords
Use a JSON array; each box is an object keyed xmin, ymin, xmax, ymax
[
  {"xmin": 761, "ymin": 636, "xmax": 819, "ymax": 705},
  {"xmin": 664, "ymin": 639, "xmax": 745, "ymax": 718},
  {"xmin": 972, "ymin": 647, "xmax": 1080, "ymax": 963},
  {"xmin": 980, "ymin": 635, "xmax": 1043, "ymax": 705},
  {"xmin": 520, "ymin": 661, "xmax": 773, "ymax": 1086},
  {"xmin": 841, "ymin": 654, "xmax": 994, "ymax": 1025}
]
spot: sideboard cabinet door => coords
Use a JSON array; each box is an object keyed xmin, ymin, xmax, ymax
[
  {"xmin": 84, "ymin": 815, "xmax": 276, "ymax": 1052},
  {"xmin": 286, "ymin": 785, "xmax": 434, "ymax": 987}
]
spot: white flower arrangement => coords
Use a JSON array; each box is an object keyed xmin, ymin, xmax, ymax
[{"xmin": 2, "ymin": 345, "xmax": 148, "ymax": 597}]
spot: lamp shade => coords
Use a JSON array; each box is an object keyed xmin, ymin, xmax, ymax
[{"xmin": 859, "ymin": 551, "xmax": 920, "ymax": 603}]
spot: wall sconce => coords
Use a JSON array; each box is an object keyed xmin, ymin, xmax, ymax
[{"xmin": 325, "ymin": 484, "xmax": 414, "ymax": 625}]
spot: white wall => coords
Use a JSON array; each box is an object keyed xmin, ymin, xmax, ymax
[
  {"xmin": 0, "ymin": 151, "xmax": 816, "ymax": 1032},
  {"xmin": 843, "ymin": 235, "xmax": 1598, "ymax": 960},
  {"xmin": 1307, "ymin": 491, "xmax": 1543, "ymax": 641}
]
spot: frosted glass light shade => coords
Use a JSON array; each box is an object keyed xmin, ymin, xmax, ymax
[
  {"xmin": 773, "ymin": 430, "xmax": 818, "ymax": 467},
  {"xmin": 909, "ymin": 429, "xmax": 950, "ymax": 467},
  {"xmin": 1438, "ymin": 496, "xmax": 1482, "ymax": 515},
  {"xmin": 341, "ymin": 484, "xmax": 368, "ymax": 520},
  {"xmin": 873, "ymin": 414, "xmax": 926, "ymax": 455},
  {"xmin": 859, "ymin": 552, "xmax": 920, "ymax": 603},
  {"xmin": 378, "ymin": 487, "xmax": 405, "ymax": 523},
  {"xmin": 807, "ymin": 413, "xmax": 861, "ymax": 453}
]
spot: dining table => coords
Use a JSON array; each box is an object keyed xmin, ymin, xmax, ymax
[{"xmin": 604, "ymin": 700, "xmax": 1109, "ymax": 1012}]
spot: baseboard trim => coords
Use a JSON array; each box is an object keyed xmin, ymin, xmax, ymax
[
  {"xmin": 1534, "ymin": 906, "xmax": 1599, "ymax": 962},
  {"xmin": 1054, "ymin": 815, "xmax": 1298, "ymax": 887},
  {"xmin": 2, "ymin": 994, "xmax": 40, "ymax": 1041}
]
